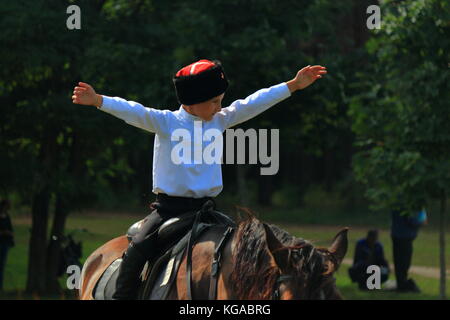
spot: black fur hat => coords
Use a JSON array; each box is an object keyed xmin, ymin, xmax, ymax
[{"xmin": 173, "ymin": 59, "xmax": 229, "ymax": 105}]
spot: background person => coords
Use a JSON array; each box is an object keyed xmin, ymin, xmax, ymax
[
  {"xmin": 0, "ymin": 200, "xmax": 15, "ymax": 292},
  {"xmin": 391, "ymin": 208, "xmax": 427, "ymax": 293},
  {"xmin": 349, "ymin": 229, "xmax": 389, "ymax": 290}
]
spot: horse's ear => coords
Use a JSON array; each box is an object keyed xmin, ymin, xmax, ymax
[
  {"xmin": 327, "ymin": 228, "xmax": 349, "ymax": 270},
  {"xmin": 263, "ymin": 223, "xmax": 289, "ymax": 272}
]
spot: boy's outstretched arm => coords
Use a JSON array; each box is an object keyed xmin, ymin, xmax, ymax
[
  {"xmin": 221, "ymin": 65, "xmax": 327, "ymax": 128},
  {"xmin": 71, "ymin": 82, "xmax": 168, "ymax": 134},
  {"xmin": 286, "ymin": 65, "xmax": 327, "ymax": 93}
]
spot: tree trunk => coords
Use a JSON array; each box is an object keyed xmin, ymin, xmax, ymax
[
  {"xmin": 439, "ymin": 192, "xmax": 447, "ymax": 300},
  {"xmin": 44, "ymin": 130, "xmax": 82, "ymax": 294},
  {"xmin": 45, "ymin": 194, "xmax": 69, "ymax": 294},
  {"xmin": 26, "ymin": 188, "xmax": 51, "ymax": 295}
]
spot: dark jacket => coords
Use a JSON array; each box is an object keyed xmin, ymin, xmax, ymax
[
  {"xmin": 353, "ymin": 239, "xmax": 388, "ymax": 269},
  {"xmin": 391, "ymin": 209, "xmax": 427, "ymax": 240},
  {"xmin": 0, "ymin": 214, "xmax": 14, "ymax": 247}
]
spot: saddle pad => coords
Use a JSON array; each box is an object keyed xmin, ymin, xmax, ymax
[
  {"xmin": 148, "ymin": 247, "xmax": 186, "ymax": 299},
  {"xmin": 93, "ymin": 258, "xmax": 122, "ymax": 300}
]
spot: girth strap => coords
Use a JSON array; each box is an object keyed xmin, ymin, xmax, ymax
[{"xmin": 208, "ymin": 226, "xmax": 234, "ymax": 300}]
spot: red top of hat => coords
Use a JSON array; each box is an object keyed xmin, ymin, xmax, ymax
[{"xmin": 176, "ymin": 59, "xmax": 216, "ymax": 77}]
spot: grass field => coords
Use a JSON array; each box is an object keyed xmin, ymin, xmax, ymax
[{"xmin": 1, "ymin": 210, "xmax": 449, "ymax": 300}]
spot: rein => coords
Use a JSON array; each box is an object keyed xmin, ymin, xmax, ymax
[
  {"xmin": 186, "ymin": 203, "xmax": 207, "ymax": 300},
  {"xmin": 208, "ymin": 226, "xmax": 234, "ymax": 300},
  {"xmin": 271, "ymin": 274, "xmax": 326, "ymax": 300}
]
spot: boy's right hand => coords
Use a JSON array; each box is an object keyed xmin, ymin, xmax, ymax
[{"xmin": 72, "ymin": 82, "xmax": 103, "ymax": 108}]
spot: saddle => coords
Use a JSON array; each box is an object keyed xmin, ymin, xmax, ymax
[{"xmin": 93, "ymin": 202, "xmax": 235, "ymax": 300}]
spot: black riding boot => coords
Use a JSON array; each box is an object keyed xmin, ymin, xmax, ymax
[{"xmin": 113, "ymin": 243, "xmax": 147, "ymax": 300}]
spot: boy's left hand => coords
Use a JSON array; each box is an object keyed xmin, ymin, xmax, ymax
[{"xmin": 287, "ymin": 65, "xmax": 327, "ymax": 92}]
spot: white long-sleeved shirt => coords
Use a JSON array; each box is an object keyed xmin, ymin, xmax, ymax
[{"xmin": 100, "ymin": 82, "xmax": 291, "ymax": 198}]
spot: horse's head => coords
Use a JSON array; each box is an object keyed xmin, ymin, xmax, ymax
[{"xmin": 263, "ymin": 224, "xmax": 348, "ymax": 300}]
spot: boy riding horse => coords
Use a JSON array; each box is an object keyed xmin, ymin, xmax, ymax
[{"xmin": 72, "ymin": 59, "xmax": 326, "ymax": 299}]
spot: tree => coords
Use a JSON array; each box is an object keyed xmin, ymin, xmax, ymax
[
  {"xmin": 0, "ymin": 0, "xmax": 139, "ymax": 294},
  {"xmin": 349, "ymin": 0, "xmax": 450, "ymax": 299}
]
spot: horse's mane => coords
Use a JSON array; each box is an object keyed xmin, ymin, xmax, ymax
[{"xmin": 229, "ymin": 212, "xmax": 331, "ymax": 299}]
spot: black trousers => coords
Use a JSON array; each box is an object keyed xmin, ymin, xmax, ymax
[
  {"xmin": 131, "ymin": 193, "xmax": 214, "ymax": 259},
  {"xmin": 392, "ymin": 236, "xmax": 414, "ymax": 287}
]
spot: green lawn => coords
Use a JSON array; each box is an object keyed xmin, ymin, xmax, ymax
[
  {"xmin": 1, "ymin": 211, "xmax": 448, "ymax": 300},
  {"xmin": 336, "ymin": 264, "xmax": 446, "ymax": 300}
]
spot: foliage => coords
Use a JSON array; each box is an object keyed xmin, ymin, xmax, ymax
[{"xmin": 349, "ymin": 0, "xmax": 450, "ymax": 212}]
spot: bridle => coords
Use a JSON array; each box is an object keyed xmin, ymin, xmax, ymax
[
  {"xmin": 271, "ymin": 273, "xmax": 326, "ymax": 300},
  {"xmin": 271, "ymin": 274, "xmax": 294, "ymax": 300}
]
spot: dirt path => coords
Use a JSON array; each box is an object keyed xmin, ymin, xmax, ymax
[{"xmin": 343, "ymin": 258, "xmax": 450, "ymax": 280}]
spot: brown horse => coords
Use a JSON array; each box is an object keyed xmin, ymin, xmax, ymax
[{"xmin": 79, "ymin": 215, "xmax": 348, "ymax": 300}]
